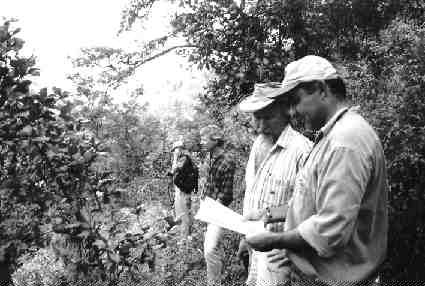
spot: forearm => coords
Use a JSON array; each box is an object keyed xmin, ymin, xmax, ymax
[{"xmin": 268, "ymin": 229, "xmax": 312, "ymax": 252}]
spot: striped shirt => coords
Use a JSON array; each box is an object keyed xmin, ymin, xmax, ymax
[
  {"xmin": 244, "ymin": 134, "xmax": 274, "ymax": 201},
  {"xmin": 243, "ymin": 125, "xmax": 312, "ymax": 232},
  {"xmin": 243, "ymin": 125, "xmax": 312, "ymax": 286}
]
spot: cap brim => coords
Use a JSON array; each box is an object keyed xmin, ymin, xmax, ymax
[
  {"xmin": 239, "ymin": 85, "xmax": 290, "ymax": 112},
  {"xmin": 268, "ymin": 73, "xmax": 340, "ymax": 99},
  {"xmin": 268, "ymin": 80, "xmax": 300, "ymax": 99},
  {"xmin": 239, "ymin": 96, "xmax": 275, "ymax": 112}
]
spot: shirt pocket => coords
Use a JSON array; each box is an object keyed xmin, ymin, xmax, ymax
[
  {"xmin": 265, "ymin": 176, "xmax": 288, "ymax": 207},
  {"xmin": 291, "ymin": 171, "xmax": 315, "ymax": 221}
]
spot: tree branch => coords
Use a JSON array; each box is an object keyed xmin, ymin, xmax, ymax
[{"xmin": 130, "ymin": 44, "xmax": 199, "ymax": 68}]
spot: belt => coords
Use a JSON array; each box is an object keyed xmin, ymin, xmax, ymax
[{"xmin": 289, "ymin": 264, "xmax": 379, "ymax": 286}]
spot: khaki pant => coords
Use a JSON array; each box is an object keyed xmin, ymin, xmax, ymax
[
  {"xmin": 204, "ymin": 224, "xmax": 225, "ymax": 286},
  {"xmin": 174, "ymin": 187, "xmax": 192, "ymax": 237},
  {"xmin": 246, "ymin": 249, "xmax": 291, "ymax": 286}
]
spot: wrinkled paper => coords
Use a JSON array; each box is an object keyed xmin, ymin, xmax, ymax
[{"xmin": 195, "ymin": 197, "xmax": 265, "ymax": 235}]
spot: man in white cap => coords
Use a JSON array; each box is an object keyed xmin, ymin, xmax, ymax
[
  {"xmin": 238, "ymin": 82, "xmax": 312, "ymax": 286},
  {"xmin": 171, "ymin": 139, "xmax": 198, "ymax": 238},
  {"xmin": 246, "ymin": 55, "xmax": 388, "ymax": 285},
  {"xmin": 199, "ymin": 124, "xmax": 236, "ymax": 286}
]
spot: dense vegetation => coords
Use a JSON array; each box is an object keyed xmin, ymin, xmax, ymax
[{"xmin": 0, "ymin": 0, "xmax": 424, "ymax": 284}]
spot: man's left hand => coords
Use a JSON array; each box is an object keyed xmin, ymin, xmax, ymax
[
  {"xmin": 246, "ymin": 231, "xmax": 276, "ymax": 252},
  {"xmin": 267, "ymin": 249, "xmax": 290, "ymax": 267}
]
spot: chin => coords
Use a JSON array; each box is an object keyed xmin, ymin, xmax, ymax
[
  {"xmin": 305, "ymin": 118, "xmax": 322, "ymax": 131},
  {"xmin": 304, "ymin": 121, "xmax": 312, "ymax": 131},
  {"xmin": 259, "ymin": 130, "xmax": 270, "ymax": 136}
]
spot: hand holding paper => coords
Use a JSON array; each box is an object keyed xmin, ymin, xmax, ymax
[{"xmin": 195, "ymin": 197, "xmax": 265, "ymax": 235}]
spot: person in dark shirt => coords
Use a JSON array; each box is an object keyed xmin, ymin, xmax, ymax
[
  {"xmin": 200, "ymin": 124, "xmax": 236, "ymax": 286},
  {"xmin": 171, "ymin": 140, "xmax": 198, "ymax": 238}
]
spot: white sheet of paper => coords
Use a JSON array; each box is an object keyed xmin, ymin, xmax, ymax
[{"xmin": 195, "ymin": 197, "xmax": 265, "ymax": 235}]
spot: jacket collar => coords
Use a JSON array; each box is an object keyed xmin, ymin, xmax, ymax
[{"xmin": 312, "ymin": 107, "xmax": 349, "ymax": 143}]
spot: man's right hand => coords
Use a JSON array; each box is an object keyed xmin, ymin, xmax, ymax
[
  {"xmin": 243, "ymin": 208, "xmax": 267, "ymax": 221},
  {"xmin": 244, "ymin": 206, "xmax": 288, "ymax": 224}
]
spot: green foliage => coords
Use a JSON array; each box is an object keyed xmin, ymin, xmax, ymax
[
  {"xmin": 12, "ymin": 248, "xmax": 69, "ymax": 286},
  {"xmin": 364, "ymin": 19, "xmax": 425, "ymax": 280},
  {"xmin": 101, "ymin": 101, "xmax": 169, "ymax": 179},
  {"xmin": 69, "ymin": 48, "xmax": 176, "ymax": 181},
  {"xmin": 330, "ymin": 19, "xmax": 425, "ymax": 280},
  {"xmin": 49, "ymin": 202, "xmax": 163, "ymax": 283},
  {"xmin": 117, "ymin": 0, "xmax": 425, "ymax": 118},
  {"xmin": 0, "ymin": 18, "xmax": 120, "ymax": 282},
  {"xmin": 0, "ymin": 19, "xmax": 172, "ymax": 285}
]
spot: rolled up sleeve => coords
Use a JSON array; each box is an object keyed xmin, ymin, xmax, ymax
[{"xmin": 297, "ymin": 147, "xmax": 370, "ymax": 258}]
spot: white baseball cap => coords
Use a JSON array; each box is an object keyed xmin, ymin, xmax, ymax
[
  {"xmin": 239, "ymin": 55, "xmax": 339, "ymax": 112},
  {"xmin": 269, "ymin": 55, "xmax": 339, "ymax": 98}
]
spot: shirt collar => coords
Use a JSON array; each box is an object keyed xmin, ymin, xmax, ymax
[
  {"xmin": 318, "ymin": 106, "xmax": 349, "ymax": 139},
  {"xmin": 275, "ymin": 125, "xmax": 296, "ymax": 149}
]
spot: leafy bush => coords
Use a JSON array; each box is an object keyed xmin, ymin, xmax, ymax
[
  {"xmin": 364, "ymin": 19, "xmax": 425, "ymax": 280},
  {"xmin": 0, "ymin": 19, "xmax": 159, "ymax": 284},
  {"xmin": 12, "ymin": 248, "xmax": 69, "ymax": 286}
]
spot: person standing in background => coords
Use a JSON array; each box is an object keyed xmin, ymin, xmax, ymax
[
  {"xmin": 171, "ymin": 139, "xmax": 198, "ymax": 239},
  {"xmin": 199, "ymin": 125, "xmax": 236, "ymax": 286}
]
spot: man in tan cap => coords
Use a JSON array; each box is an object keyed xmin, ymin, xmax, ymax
[
  {"xmin": 246, "ymin": 55, "xmax": 388, "ymax": 285},
  {"xmin": 239, "ymin": 82, "xmax": 312, "ymax": 286},
  {"xmin": 199, "ymin": 124, "xmax": 236, "ymax": 286}
]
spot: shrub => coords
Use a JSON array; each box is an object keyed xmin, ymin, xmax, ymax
[{"xmin": 12, "ymin": 248, "xmax": 69, "ymax": 286}]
